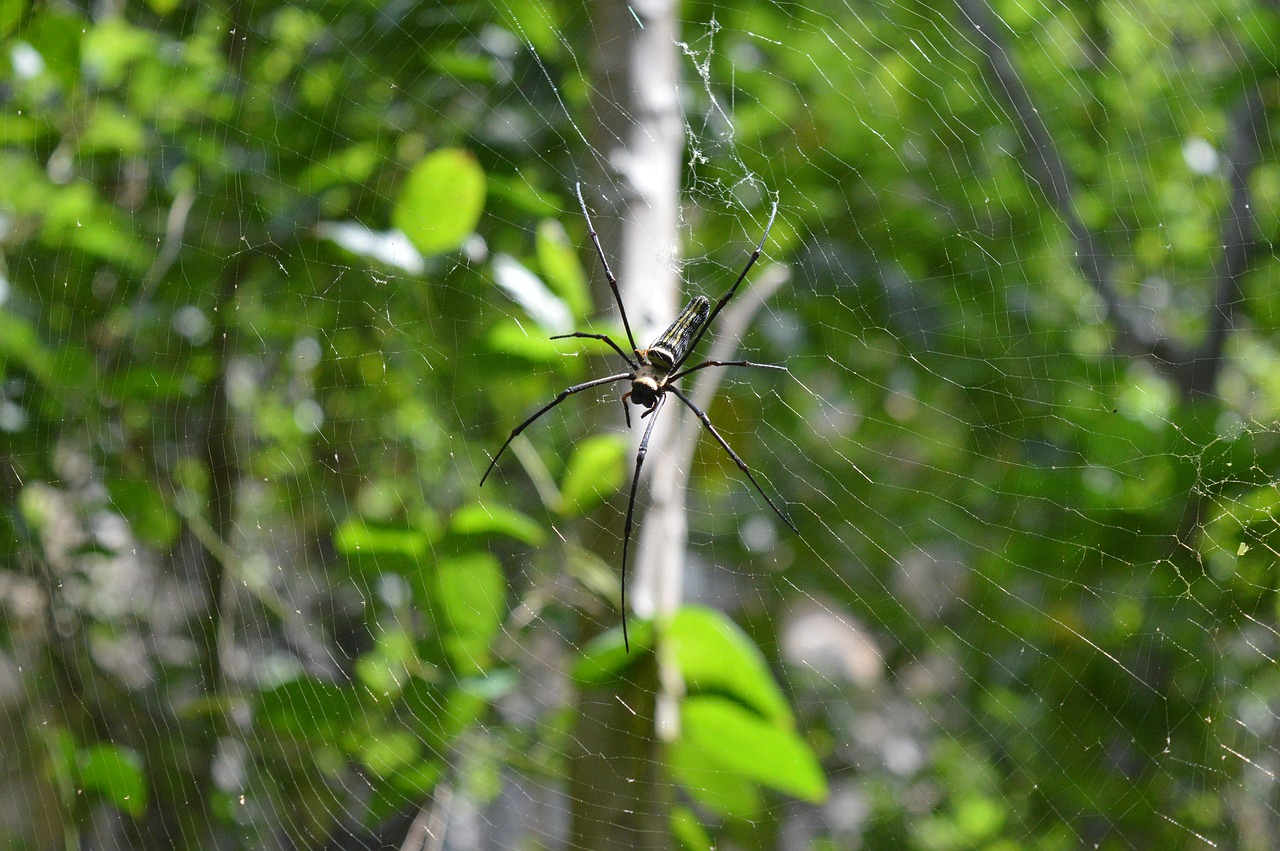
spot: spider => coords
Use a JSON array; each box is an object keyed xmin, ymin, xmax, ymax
[{"xmin": 481, "ymin": 184, "xmax": 796, "ymax": 651}]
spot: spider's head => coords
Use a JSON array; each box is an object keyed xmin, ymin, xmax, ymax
[{"xmin": 630, "ymin": 372, "xmax": 661, "ymax": 409}]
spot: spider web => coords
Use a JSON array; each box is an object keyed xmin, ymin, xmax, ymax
[{"xmin": 1, "ymin": 0, "xmax": 1278, "ymax": 848}]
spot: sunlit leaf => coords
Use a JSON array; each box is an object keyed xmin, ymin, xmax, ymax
[
  {"xmin": 79, "ymin": 744, "xmax": 147, "ymax": 817},
  {"xmin": 0, "ymin": 0, "xmax": 23, "ymax": 38},
  {"xmin": 671, "ymin": 805, "xmax": 714, "ymax": 851},
  {"xmin": 570, "ymin": 621, "xmax": 653, "ymax": 683},
  {"xmin": 333, "ymin": 519, "xmax": 433, "ymax": 558},
  {"xmin": 393, "ymin": 148, "xmax": 485, "ymax": 257},
  {"xmin": 677, "ymin": 696, "xmax": 828, "ymax": 803},
  {"xmin": 355, "ymin": 628, "xmax": 418, "ymax": 695},
  {"xmin": 430, "ymin": 552, "xmax": 506, "ymax": 674},
  {"xmin": 669, "ymin": 728, "xmax": 763, "ymax": 818},
  {"xmin": 355, "ymin": 729, "xmax": 421, "ymax": 779},
  {"xmin": 669, "ymin": 606, "xmax": 792, "ymax": 726},
  {"xmin": 485, "ymin": 319, "xmax": 572, "ymax": 363},
  {"xmin": 451, "ymin": 502, "xmax": 546, "ymax": 546},
  {"xmin": 401, "ymin": 677, "xmax": 493, "ymax": 752},
  {"xmin": 536, "ymin": 219, "xmax": 591, "ymax": 320},
  {"xmin": 0, "ymin": 310, "xmax": 94, "ymax": 411},
  {"xmin": 560, "ymin": 434, "xmax": 628, "ymax": 516}
]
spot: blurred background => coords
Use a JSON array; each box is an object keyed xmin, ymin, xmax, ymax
[{"xmin": 2, "ymin": 0, "xmax": 1279, "ymax": 847}]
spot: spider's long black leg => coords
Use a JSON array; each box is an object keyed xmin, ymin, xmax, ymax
[
  {"xmin": 668, "ymin": 386, "xmax": 797, "ymax": 533},
  {"xmin": 480, "ymin": 372, "xmax": 633, "ymax": 486},
  {"xmin": 669, "ymin": 359, "xmax": 787, "ymax": 383},
  {"xmin": 620, "ymin": 391, "xmax": 632, "ymax": 429},
  {"xmin": 576, "ymin": 183, "xmax": 640, "ymax": 355},
  {"xmin": 619, "ymin": 393, "xmax": 666, "ymax": 652},
  {"xmin": 673, "ymin": 198, "xmax": 780, "ymax": 371},
  {"xmin": 550, "ymin": 331, "xmax": 638, "ymax": 369}
]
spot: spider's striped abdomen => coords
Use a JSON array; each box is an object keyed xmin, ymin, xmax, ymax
[{"xmin": 645, "ymin": 295, "xmax": 710, "ymax": 373}]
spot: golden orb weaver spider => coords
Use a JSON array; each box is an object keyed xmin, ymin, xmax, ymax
[{"xmin": 481, "ymin": 184, "xmax": 796, "ymax": 651}]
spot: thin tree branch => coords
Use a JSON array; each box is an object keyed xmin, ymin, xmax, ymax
[
  {"xmin": 954, "ymin": 0, "xmax": 1186, "ymax": 365},
  {"xmin": 958, "ymin": 0, "xmax": 1275, "ymax": 400},
  {"xmin": 1185, "ymin": 88, "xmax": 1268, "ymax": 396}
]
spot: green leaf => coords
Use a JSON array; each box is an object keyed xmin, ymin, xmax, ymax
[
  {"xmin": 393, "ymin": 148, "xmax": 485, "ymax": 257},
  {"xmin": 484, "ymin": 319, "xmax": 571, "ymax": 363},
  {"xmin": 560, "ymin": 434, "xmax": 628, "ymax": 516},
  {"xmin": 144, "ymin": 0, "xmax": 181, "ymax": 15},
  {"xmin": 355, "ymin": 729, "xmax": 421, "ymax": 779},
  {"xmin": 671, "ymin": 805, "xmax": 715, "ymax": 851},
  {"xmin": 669, "ymin": 729, "xmax": 763, "ymax": 818},
  {"xmin": 106, "ymin": 476, "xmax": 180, "ymax": 548},
  {"xmin": 401, "ymin": 677, "xmax": 495, "ymax": 751},
  {"xmin": 430, "ymin": 552, "xmax": 506, "ymax": 674},
  {"xmin": 451, "ymin": 502, "xmax": 546, "ymax": 546},
  {"xmin": 0, "ymin": 0, "xmax": 24, "ymax": 39},
  {"xmin": 355, "ymin": 628, "xmax": 418, "ymax": 695},
  {"xmin": 669, "ymin": 606, "xmax": 792, "ymax": 726},
  {"xmin": 570, "ymin": 620, "xmax": 654, "ymax": 683},
  {"xmin": 333, "ymin": 518, "xmax": 433, "ymax": 558},
  {"xmin": 258, "ymin": 677, "xmax": 362, "ymax": 740},
  {"xmin": 79, "ymin": 744, "xmax": 147, "ymax": 817},
  {"xmin": 536, "ymin": 219, "xmax": 591, "ymax": 320},
  {"xmin": 0, "ymin": 310, "xmax": 94, "ymax": 412},
  {"xmin": 486, "ymin": 173, "xmax": 561, "ymax": 216},
  {"xmin": 676, "ymin": 696, "xmax": 828, "ymax": 804},
  {"xmin": 388, "ymin": 758, "xmax": 444, "ymax": 800}
]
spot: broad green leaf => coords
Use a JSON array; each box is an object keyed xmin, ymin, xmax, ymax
[
  {"xmin": 258, "ymin": 677, "xmax": 362, "ymax": 739},
  {"xmin": 355, "ymin": 729, "xmax": 421, "ymax": 779},
  {"xmin": 499, "ymin": 0, "xmax": 561, "ymax": 55},
  {"xmin": 144, "ymin": 0, "xmax": 180, "ymax": 15},
  {"xmin": 669, "ymin": 606, "xmax": 792, "ymax": 726},
  {"xmin": 560, "ymin": 434, "xmax": 628, "ymax": 516},
  {"xmin": 393, "ymin": 148, "xmax": 485, "ymax": 257},
  {"xmin": 485, "ymin": 173, "xmax": 560, "ymax": 216},
  {"xmin": 401, "ymin": 676, "xmax": 498, "ymax": 751},
  {"xmin": 81, "ymin": 20, "xmax": 159, "ymax": 84},
  {"xmin": 671, "ymin": 805, "xmax": 714, "ymax": 851},
  {"xmin": 19, "ymin": 168, "xmax": 150, "ymax": 270},
  {"xmin": 302, "ymin": 145, "xmax": 381, "ymax": 193},
  {"xmin": 0, "ymin": 0, "xmax": 24, "ymax": 38},
  {"xmin": 355, "ymin": 628, "xmax": 417, "ymax": 695},
  {"xmin": 677, "ymin": 696, "xmax": 828, "ymax": 804},
  {"xmin": 0, "ymin": 311, "xmax": 94, "ymax": 411},
  {"xmin": 485, "ymin": 319, "xmax": 573, "ymax": 363},
  {"xmin": 451, "ymin": 502, "xmax": 546, "ymax": 546},
  {"xmin": 570, "ymin": 620, "xmax": 654, "ymax": 683},
  {"xmin": 24, "ymin": 11, "xmax": 83, "ymax": 89},
  {"xmin": 106, "ymin": 477, "xmax": 180, "ymax": 548},
  {"xmin": 79, "ymin": 744, "xmax": 147, "ymax": 817},
  {"xmin": 41, "ymin": 727, "xmax": 78, "ymax": 799},
  {"xmin": 430, "ymin": 552, "xmax": 506, "ymax": 674},
  {"xmin": 536, "ymin": 219, "xmax": 591, "ymax": 320},
  {"xmin": 388, "ymin": 759, "xmax": 444, "ymax": 801},
  {"xmin": 333, "ymin": 518, "xmax": 433, "ymax": 558},
  {"xmin": 81, "ymin": 104, "xmax": 147, "ymax": 154},
  {"xmin": 669, "ymin": 727, "xmax": 763, "ymax": 818}
]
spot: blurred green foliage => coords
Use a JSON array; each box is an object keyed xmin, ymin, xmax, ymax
[{"xmin": 0, "ymin": 0, "xmax": 1278, "ymax": 848}]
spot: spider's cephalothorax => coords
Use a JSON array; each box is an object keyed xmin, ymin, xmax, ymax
[{"xmin": 481, "ymin": 184, "xmax": 796, "ymax": 651}]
